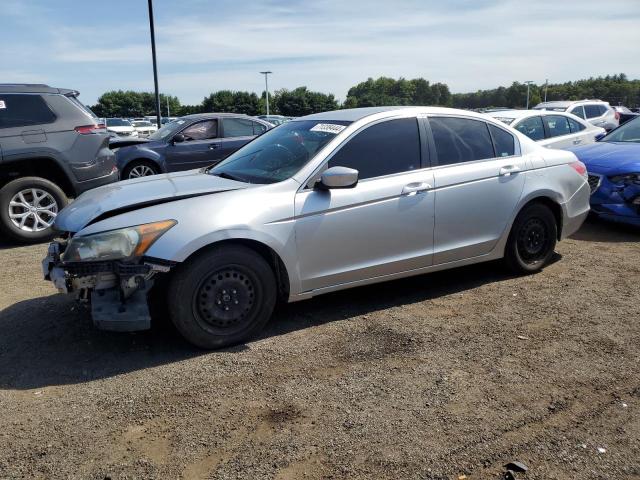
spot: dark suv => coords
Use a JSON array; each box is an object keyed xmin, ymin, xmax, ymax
[
  {"xmin": 0, "ymin": 84, "xmax": 117, "ymax": 243},
  {"xmin": 114, "ymin": 113, "xmax": 272, "ymax": 179}
]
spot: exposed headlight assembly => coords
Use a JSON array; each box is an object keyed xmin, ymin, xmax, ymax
[
  {"xmin": 63, "ymin": 220, "xmax": 176, "ymax": 262},
  {"xmin": 608, "ymin": 173, "xmax": 640, "ymax": 185}
]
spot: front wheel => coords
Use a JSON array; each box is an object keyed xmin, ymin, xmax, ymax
[
  {"xmin": 168, "ymin": 245, "xmax": 277, "ymax": 349},
  {"xmin": 122, "ymin": 160, "xmax": 159, "ymax": 180},
  {"xmin": 504, "ymin": 203, "xmax": 557, "ymax": 274},
  {"xmin": 0, "ymin": 177, "xmax": 68, "ymax": 244}
]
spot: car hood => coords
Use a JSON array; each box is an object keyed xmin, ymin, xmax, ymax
[
  {"xmin": 569, "ymin": 142, "xmax": 640, "ymax": 174},
  {"xmin": 55, "ymin": 170, "xmax": 247, "ymax": 233}
]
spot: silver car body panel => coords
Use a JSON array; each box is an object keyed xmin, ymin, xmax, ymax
[{"xmin": 52, "ymin": 107, "xmax": 590, "ymax": 304}]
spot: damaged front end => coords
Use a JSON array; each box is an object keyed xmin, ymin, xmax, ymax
[
  {"xmin": 42, "ymin": 221, "xmax": 177, "ymax": 332},
  {"xmin": 591, "ymin": 173, "xmax": 640, "ymax": 226}
]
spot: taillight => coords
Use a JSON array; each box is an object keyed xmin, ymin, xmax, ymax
[
  {"xmin": 569, "ymin": 160, "xmax": 587, "ymax": 177},
  {"xmin": 75, "ymin": 123, "xmax": 105, "ymax": 134}
]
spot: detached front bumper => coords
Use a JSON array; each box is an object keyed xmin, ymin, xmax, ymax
[{"xmin": 42, "ymin": 241, "xmax": 174, "ymax": 332}]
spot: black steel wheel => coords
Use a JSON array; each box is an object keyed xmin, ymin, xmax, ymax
[
  {"xmin": 505, "ymin": 203, "xmax": 557, "ymax": 274},
  {"xmin": 169, "ymin": 245, "xmax": 277, "ymax": 349}
]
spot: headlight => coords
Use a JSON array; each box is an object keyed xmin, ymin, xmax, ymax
[
  {"xmin": 62, "ymin": 220, "xmax": 176, "ymax": 262},
  {"xmin": 609, "ymin": 173, "xmax": 640, "ymax": 185}
]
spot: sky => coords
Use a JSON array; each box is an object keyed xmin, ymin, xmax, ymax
[{"xmin": 1, "ymin": 0, "xmax": 639, "ymax": 106}]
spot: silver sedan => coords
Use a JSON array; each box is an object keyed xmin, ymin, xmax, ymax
[{"xmin": 43, "ymin": 107, "xmax": 590, "ymax": 348}]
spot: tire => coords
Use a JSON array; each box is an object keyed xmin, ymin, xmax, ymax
[
  {"xmin": 0, "ymin": 177, "xmax": 68, "ymax": 244},
  {"xmin": 168, "ymin": 245, "xmax": 277, "ymax": 349},
  {"xmin": 504, "ymin": 203, "xmax": 557, "ymax": 274},
  {"xmin": 122, "ymin": 160, "xmax": 159, "ymax": 180}
]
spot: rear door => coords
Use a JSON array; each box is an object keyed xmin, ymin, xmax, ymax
[
  {"xmin": 294, "ymin": 117, "xmax": 435, "ymax": 292},
  {"xmin": 164, "ymin": 119, "xmax": 223, "ymax": 171},
  {"xmin": 219, "ymin": 117, "xmax": 262, "ymax": 159},
  {"xmin": 566, "ymin": 116, "xmax": 593, "ymax": 145},
  {"xmin": 584, "ymin": 104, "xmax": 608, "ymax": 129},
  {"xmin": 541, "ymin": 114, "xmax": 575, "ymax": 149},
  {"xmin": 427, "ymin": 116, "xmax": 526, "ymax": 264}
]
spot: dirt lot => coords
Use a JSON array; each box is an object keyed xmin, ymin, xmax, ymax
[{"xmin": 0, "ymin": 217, "xmax": 638, "ymax": 480}]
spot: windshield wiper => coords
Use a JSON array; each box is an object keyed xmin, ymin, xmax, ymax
[{"xmin": 211, "ymin": 171, "xmax": 249, "ymax": 183}]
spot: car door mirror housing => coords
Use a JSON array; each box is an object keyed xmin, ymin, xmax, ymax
[
  {"xmin": 173, "ymin": 133, "xmax": 185, "ymax": 143},
  {"xmin": 317, "ymin": 166, "xmax": 359, "ymax": 190}
]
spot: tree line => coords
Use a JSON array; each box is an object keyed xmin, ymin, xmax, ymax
[{"xmin": 90, "ymin": 73, "xmax": 640, "ymax": 118}]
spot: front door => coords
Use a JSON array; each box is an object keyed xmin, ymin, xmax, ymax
[
  {"xmin": 294, "ymin": 117, "xmax": 435, "ymax": 292},
  {"xmin": 427, "ymin": 116, "xmax": 526, "ymax": 264},
  {"xmin": 165, "ymin": 119, "xmax": 224, "ymax": 171}
]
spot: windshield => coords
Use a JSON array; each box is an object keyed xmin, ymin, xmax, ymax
[
  {"xmin": 209, "ymin": 120, "xmax": 352, "ymax": 184},
  {"xmin": 601, "ymin": 116, "xmax": 640, "ymax": 143},
  {"xmin": 148, "ymin": 118, "xmax": 187, "ymax": 140},
  {"xmin": 106, "ymin": 118, "xmax": 131, "ymax": 127}
]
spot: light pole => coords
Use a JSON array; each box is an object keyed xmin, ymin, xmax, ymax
[
  {"xmin": 166, "ymin": 96, "xmax": 170, "ymax": 117},
  {"xmin": 147, "ymin": 0, "xmax": 161, "ymax": 127},
  {"xmin": 260, "ymin": 71, "xmax": 272, "ymax": 116},
  {"xmin": 524, "ymin": 80, "xmax": 533, "ymax": 109},
  {"xmin": 544, "ymin": 78, "xmax": 549, "ymax": 102}
]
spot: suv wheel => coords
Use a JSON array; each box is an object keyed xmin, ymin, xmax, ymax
[
  {"xmin": 123, "ymin": 160, "xmax": 159, "ymax": 179},
  {"xmin": 0, "ymin": 177, "xmax": 68, "ymax": 244},
  {"xmin": 168, "ymin": 245, "xmax": 277, "ymax": 349}
]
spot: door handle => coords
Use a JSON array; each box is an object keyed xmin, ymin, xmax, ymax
[
  {"xmin": 499, "ymin": 165, "xmax": 521, "ymax": 176},
  {"xmin": 209, "ymin": 143, "xmax": 220, "ymax": 149},
  {"xmin": 402, "ymin": 182, "xmax": 431, "ymax": 195}
]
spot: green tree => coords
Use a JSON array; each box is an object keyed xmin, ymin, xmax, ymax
[
  {"xmin": 91, "ymin": 90, "xmax": 181, "ymax": 117},
  {"xmin": 344, "ymin": 77, "xmax": 451, "ymax": 107},
  {"xmin": 272, "ymin": 87, "xmax": 338, "ymax": 116}
]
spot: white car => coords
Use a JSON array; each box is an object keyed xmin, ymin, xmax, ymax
[
  {"xmin": 131, "ymin": 120, "xmax": 157, "ymax": 137},
  {"xmin": 106, "ymin": 118, "xmax": 139, "ymax": 138},
  {"xmin": 533, "ymin": 100, "xmax": 619, "ymax": 131},
  {"xmin": 487, "ymin": 110, "xmax": 606, "ymax": 149}
]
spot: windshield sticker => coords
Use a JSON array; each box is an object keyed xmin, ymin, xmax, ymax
[
  {"xmin": 0, "ymin": 100, "xmax": 6, "ymax": 109},
  {"xmin": 310, "ymin": 123, "xmax": 346, "ymax": 134}
]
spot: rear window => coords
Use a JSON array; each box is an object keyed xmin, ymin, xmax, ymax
[
  {"xmin": 429, "ymin": 117, "xmax": 495, "ymax": 165},
  {"xmin": 67, "ymin": 95, "xmax": 98, "ymax": 119},
  {"xmin": 544, "ymin": 115, "xmax": 571, "ymax": 138},
  {"xmin": 488, "ymin": 124, "xmax": 515, "ymax": 157},
  {"xmin": 0, "ymin": 94, "xmax": 56, "ymax": 129},
  {"xmin": 584, "ymin": 104, "xmax": 606, "ymax": 119}
]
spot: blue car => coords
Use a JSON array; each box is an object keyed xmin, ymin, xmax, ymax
[
  {"xmin": 569, "ymin": 116, "xmax": 640, "ymax": 227},
  {"xmin": 113, "ymin": 113, "xmax": 272, "ymax": 179}
]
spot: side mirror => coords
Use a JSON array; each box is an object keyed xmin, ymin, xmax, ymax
[
  {"xmin": 173, "ymin": 133, "xmax": 185, "ymax": 143},
  {"xmin": 317, "ymin": 166, "xmax": 359, "ymax": 190},
  {"xmin": 595, "ymin": 132, "xmax": 606, "ymax": 142}
]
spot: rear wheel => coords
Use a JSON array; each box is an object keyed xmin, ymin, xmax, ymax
[
  {"xmin": 0, "ymin": 177, "xmax": 68, "ymax": 244},
  {"xmin": 168, "ymin": 245, "xmax": 277, "ymax": 349},
  {"xmin": 504, "ymin": 203, "xmax": 557, "ymax": 274},
  {"xmin": 122, "ymin": 160, "xmax": 159, "ymax": 179}
]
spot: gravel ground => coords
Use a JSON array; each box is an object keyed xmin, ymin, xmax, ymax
[{"xmin": 0, "ymin": 217, "xmax": 638, "ymax": 480}]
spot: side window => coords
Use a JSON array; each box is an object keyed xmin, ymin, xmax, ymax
[
  {"xmin": 598, "ymin": 105, "xmax": 609, "ymax": 116},
  {"xmin": 328, "ymin": 118, "xmax": 421, "ymax": 180},
  {"xmin": 252, "ymin": 121, "xmax": 267, "ymax": 135},
  {"xmin": 182, "ymin": 120, "xmax": 218, "ymax": 140},
  {"xmin": 543, "ymin": 115, "xmax": 571, "ymax": 138},
  {"xmin": 514, "ymin": 116, "xmax": 545, "ymax": 141},
  {"xmin": 568, "ymin": 117, "xmax": 586, "ymax": 133},
  {"xmin": 223, "ymin": 118, "xmax": 255, "ymax": 137},
  {"xmin": 0, "ymin": 94, "xmax": 56, "ymax": 129},
  {"xmin": 429, "ymin": 117, "xmax": 494, "ymax": 165},
  {"xmin": 584, "ymin": 105, "xmax": 603, "ymax": 119},
  {"xmin": 570, "ymin": 106, "xmax": 585, "ymax": 119},
  {"xmin": 488, "ymin": 124, "xmax": 515, "ymax": 157}
]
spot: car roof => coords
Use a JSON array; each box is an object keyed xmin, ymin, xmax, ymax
[
  {"xmin": 299, "ymin": 106, "xmax": 492, "ymax": 122},
  {"xmin": 181, "ymin": 112, "xmax": 255, "ymax": 120},
  {"xmin": 535, "ymin": 99, "xmax": 610, "ymax": 109},
  {"xmin": 487, "ymin": 109, "xmax": 590, "ymax": 124},
  {"xmin": 0, "ymin": 83, "xmax": 79, "ymax": 96}
]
